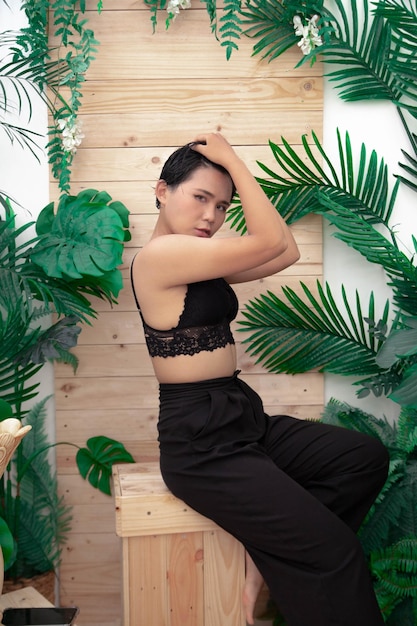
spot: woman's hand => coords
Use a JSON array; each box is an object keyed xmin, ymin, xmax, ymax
[{"xmin": 190, "ymin": 132, "xmax": 241, "ymax": 171}]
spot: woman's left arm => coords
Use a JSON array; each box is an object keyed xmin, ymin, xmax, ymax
[{"xmin": 225, "ymin": 227, "xmax": 300, "ymax": 284}]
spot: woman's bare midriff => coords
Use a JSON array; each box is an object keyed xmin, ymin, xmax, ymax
[{"xmin": 151, "ymin": 343, "xmax": 237, "ymax": 383}]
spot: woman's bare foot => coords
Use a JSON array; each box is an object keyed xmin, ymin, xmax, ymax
[{"xmin": 242, "ymin": 552, "xmax": 264, "ymax": 625}]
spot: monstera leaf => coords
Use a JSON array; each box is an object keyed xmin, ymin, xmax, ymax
[
  {"xmin": 31, "ymin": 189, "xmax": 130, "ymax": 280},
  {"xmin": 76, "ymin": 436, "xmax": 135, "ymax": 495}
]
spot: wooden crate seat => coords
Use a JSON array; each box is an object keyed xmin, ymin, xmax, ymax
[{"xmin": 113, "ymin": 462, "xmax": 246, "ymax": 626}]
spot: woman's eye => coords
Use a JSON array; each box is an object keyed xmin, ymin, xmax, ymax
[
  {"xmin": 217, "ymin": 205, "xmax": 228, "ymax": 212},
  {"xmin": 195, "ymin": 195, "xmax": 206, "ymax": 202}
]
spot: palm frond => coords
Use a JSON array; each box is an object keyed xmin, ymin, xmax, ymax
[
  {"xmin": 226, "ymin": 129, "xmax": 397, "ymax": 230},
  {"xmin": 397, "ymin": 141, "xmax": 417, "ymax": 192},
  {"xmin": 0, "ymin": 306, "xmax": 43, "ymax": 406},
  {"xmin": 317, "ymin": 192, "xmax": 417, "ymax": 314},
  {"xmin": 312, "ymin": 0, "xmax": 413, "ymax": 105},
  {"xmin": 374, "ymin": 0, "xmax": 417, "ymax": 100},
  {"xmin": 238, "ymin": 282, "xmax": 387, "ymax": 375},
  {"xmin": 241, "ymin": 0, "xmax": 302, "ymax": 62},
  {"xmin": 0, "ymin": 119, "xmax": 43, "ymax": 161}
]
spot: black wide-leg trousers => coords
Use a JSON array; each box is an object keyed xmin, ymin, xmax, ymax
[{"xmin": 158, "ymin": 372, "xmax": 389, "ymax": 626}]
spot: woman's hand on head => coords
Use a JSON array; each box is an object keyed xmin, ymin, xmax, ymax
[{"xmin": 190, "ymin": 132, "xmax": 240, "ymax": 170}]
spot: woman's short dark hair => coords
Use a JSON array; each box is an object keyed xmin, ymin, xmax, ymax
[{"xmin": 156, "ymin": 143, "xmax": 236, "ymax": 208}]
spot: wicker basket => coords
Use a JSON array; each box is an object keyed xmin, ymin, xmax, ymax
[{"xmin": 2, "ymin": 570, "xmax": 56, "ymax": 603}]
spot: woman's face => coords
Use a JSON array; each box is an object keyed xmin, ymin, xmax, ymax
[{"xmin": 156, "ymin": 166, "xmax": 233, "ymax": 238}]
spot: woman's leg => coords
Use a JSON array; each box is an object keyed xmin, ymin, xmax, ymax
[
  {"xmin": 159, "ymin": 375, "xmax": 389, "ymax": 626},
  {"xmin": 168, "ymin": 445, "xmax": 385, "ymax": 626},
  {"xmin": 262, "ymin": 413, "xmax": 389, "ymax": 532},
  {"xmin": 243, "ymin": 551, "xmax": 264, "ymax": 625}
]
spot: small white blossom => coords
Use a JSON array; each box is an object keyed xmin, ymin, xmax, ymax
[
  {"xmin": 167, "ymin": 0, "xmax": 191, "ymax": 17},
  {"xmin": 293, "ymin": 14, "xmax": 323, "ymax": 56},
  {"xmin": 57, "ymin": 117, "xmax": 85, "ymax": 154}
]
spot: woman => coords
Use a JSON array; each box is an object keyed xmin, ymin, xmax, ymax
[{"xmin": 131, "ymin": 132, "xmax": 389, "ymax": 625}]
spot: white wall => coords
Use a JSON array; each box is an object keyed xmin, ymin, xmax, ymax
[{"xmin": 2, "ymin": 2, "xmax": 416, "ymax": 425}]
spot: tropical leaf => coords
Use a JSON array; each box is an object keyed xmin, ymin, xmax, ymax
[
  {"xmin": 321, "ymin": 399, "xmax": 399, "ymax": 447},
  {"xmin": 14, "ymin": 315, "xmax": 81, "ymax": 367},
  {"xmin": 1, "ymin": 398, "xmax": 73, "ymax": 578},
  {"xmin": 76, "ymin": 436, "xmax": 135, "ymax": 496},
  {"xmin": 374, "ymin": 0, "xmax": 417, "ymax": 100},
  {"xmin": 241, "ymin": 0, "xmax": 303, "ymax": 62},
  {"xmin": 31, "ymin": 190, "xmax": 130, "ymax": 291},
  {"xmin": 376, "ymin": 319, "xmax": 417, "ymax": 369},
  {"xmin": 226, "ymin": 129, "xmax": 398, "ymax": 230},
  {"xmin": 239, "ymin": 282, "xmax": 388, "ymax": 375},
  {"xmin": 397, "ymin": 140, "xmax": 417, "ymax": 192},
  {"xmin": 396, "ymin": 407, "xmax": 417, "ymax": 453},
  {"xmin": 316, "ymin": 193, "xmax": 417, "ymax": 315},
  {"xmin": 0, "ymin": 306, "xmax": 43, "ymax": 407},
  {"xmin": 388, "ymin": 364, "xmax": 417, "ymax": 408},
  {"xmin": 0, "ymin": 516, "xmax": 16, "ymax": 570}
]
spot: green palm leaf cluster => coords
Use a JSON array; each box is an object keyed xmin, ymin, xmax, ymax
[
  {"xmin": 247, "ymin": 0, "xmax": 417, "ymax": 188},
  {"xmin": 321, "ymin": 403, "xmax": 417, "ymax": 623},
  {"xmin": 231, "ymin": 126, "xmax": 417, "ymax": 408}
]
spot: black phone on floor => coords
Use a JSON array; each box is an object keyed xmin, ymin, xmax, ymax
[{"xmin": 1, "ymin": 607, "xmax": 79, "ymax": 626}]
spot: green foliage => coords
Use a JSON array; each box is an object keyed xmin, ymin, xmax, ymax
[
  {"xmin": 76, "ymin": 437, "xmax": 135, "ymax": 496},
  {"xmin": 321, "ymin": 403, "xmax": 417, "ymax": 623},
  {"xmin": 0, "ymin": 516, "xmax": 17, "ymax": 571},
  {"xmin": 242, "ymin": 0, "xmax": 327, "ymax": 62},
  {"xmin": 232, "ymin": 125, "xmax": 417, "ymax": 409},
  {"xmin": 227, "ymin": 129, "xmax": 398, "ymax": 229},
  {"xmin": 219, "ymin": 0, "xmax": 244, "ymax": 60},
  {"xmin": 0, "ymin": 192, "xmax": 134, "ymax": 579},
  {"xmin": 145, "ymin": 0, "xmax": 244, "ymax": 55},
  {"xmin": 0, "ymin": 397, "xmax": 72, "ymax": 579},
  {"xmin": 32, "ymin": 189, "xmax": 130, "ymax": 288},
  {"xmin": 1, "ymin": 0, "xmax": 101, "ymax": 192},
  {"xmin": 240, "ymin": 283, "xmax": 388, "ymax": 375}
]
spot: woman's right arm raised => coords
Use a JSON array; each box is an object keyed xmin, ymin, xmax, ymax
[
  {"xmin": 193, "ymin": 133, "xmax": 291, "ymax": 259},
  {"xmin": 138, "ymin": 133, "xmax": 299, "ymax": 287}
]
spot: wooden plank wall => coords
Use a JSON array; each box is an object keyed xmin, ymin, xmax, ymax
[{"xmin": 51, "ymin": 1, "xmax": 323, "ymax": 624}]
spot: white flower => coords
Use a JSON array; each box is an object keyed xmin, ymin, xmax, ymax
[
  {"xmin": 57, "ymin": 117, "xmax": 85, "ymax": 154},
  {"xmin": 167, "ymin": 0, "xmax": 191, "ymax": 17},
  {"xmin": 293, "ymin": 14, "xmax": 323, "ymax": 56}
]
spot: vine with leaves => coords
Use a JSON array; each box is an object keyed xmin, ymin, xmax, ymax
[
  {"xmin": 146, "ymin": 0, "xmax": 417, "ymax": 191},
  {"xmin": 1, "ymin": 0, "xmax": 101, "ymax": 193}
]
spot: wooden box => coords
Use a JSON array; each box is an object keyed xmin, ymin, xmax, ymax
[{"xmin": 113, "ymin": 462, "xmax": 245, "ymax": 626}]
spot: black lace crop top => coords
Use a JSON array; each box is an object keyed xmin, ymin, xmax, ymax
[{"xmin": 131, "ymin": 276, "xmax": 239, "ymax": 358}]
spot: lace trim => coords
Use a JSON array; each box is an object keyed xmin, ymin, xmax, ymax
[{"xmin": 144, "ymin": 319, "xmax": 235, "ymax": 358}]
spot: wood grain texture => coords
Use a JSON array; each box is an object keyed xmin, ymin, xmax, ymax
[
  {"xmin": 51, "ymin": 1, "xmax": 323, "ymax": 623},
  {"xmin": 113, "ymin": 463, "xmax": 245, "ymax": 625}
]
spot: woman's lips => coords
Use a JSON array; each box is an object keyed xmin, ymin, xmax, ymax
[{"xmin": 195, "ymin": 228, "xmax": 210, "ymax": 237}]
